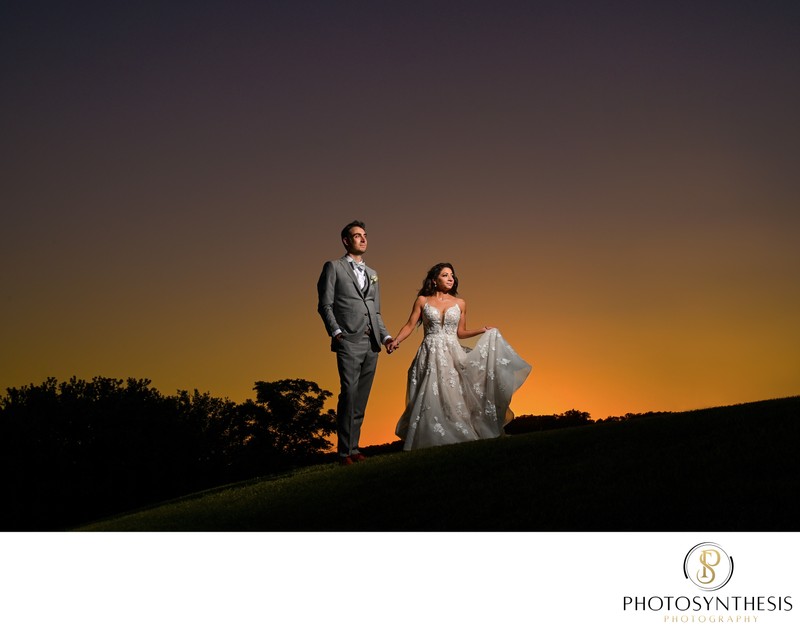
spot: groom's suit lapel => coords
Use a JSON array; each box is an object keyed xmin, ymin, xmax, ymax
[
  {"xmin": 361, "ymin": 265, "xmax": 372, "ymax": 297},
  {"xmin": 341, "ymin": 257, "xmax": 367, "ymax": 298}
]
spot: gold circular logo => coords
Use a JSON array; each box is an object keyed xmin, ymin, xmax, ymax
[{"xmin": 683, "ymin": 542, "xmax": 734, "ymax": 591}]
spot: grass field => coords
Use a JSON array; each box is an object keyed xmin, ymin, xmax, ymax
[{"xmin": 79, "ymin": 396, "xmax": 800, "ymax": 531}]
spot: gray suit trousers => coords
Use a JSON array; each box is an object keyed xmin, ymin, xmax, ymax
[{"xmin": 335, "ymin": 333, "xmax": 379, "ymax": 456}]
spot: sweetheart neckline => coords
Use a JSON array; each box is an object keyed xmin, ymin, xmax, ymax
[
  {"xmin": 423, "ymin": 302, "xmax": 460, "ymax": 314},
  {"xmin": 423, "ymin": 302, "xmax": 460, "ymax": 326}
]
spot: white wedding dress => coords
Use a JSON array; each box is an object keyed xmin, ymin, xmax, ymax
[{"xmin": 395, "ymin": 302, "xmax": 532, "ymax": 451}]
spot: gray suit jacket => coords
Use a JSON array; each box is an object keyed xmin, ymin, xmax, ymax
[{"xmin": 317, "ymin": 256, "xmax": 390, "ymax": 351}]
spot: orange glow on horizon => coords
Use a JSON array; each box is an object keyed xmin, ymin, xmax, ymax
[{"xmin": 2, "ymin": 3, "xmax": 798, "ymax": 450}]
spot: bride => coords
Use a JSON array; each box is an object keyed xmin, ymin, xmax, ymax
[{"xmin": 388, "ymin": 262, "xmax": 531, "ymax": 451}]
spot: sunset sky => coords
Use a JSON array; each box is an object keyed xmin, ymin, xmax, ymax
[{"xmin": 3, "ymin": 0, "xmax": 798, "ymax": 447}]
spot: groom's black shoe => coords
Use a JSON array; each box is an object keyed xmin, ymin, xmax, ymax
[
  {"xmin": 351, "ymin": 453, "xmax": 367, "ymax": 463},
  {"xmin": 339, "ymin": 456, "xmax": 354, "ymax": 466}
]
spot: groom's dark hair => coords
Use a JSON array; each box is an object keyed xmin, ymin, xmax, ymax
[{"xmin": 341, "ymin": 220, "xmax": 366, "ymax": 244}]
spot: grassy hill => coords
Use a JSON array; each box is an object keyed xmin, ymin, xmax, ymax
[{"xmin": 79, "ymin": 396, "xmax": 800, "ymax": 531}]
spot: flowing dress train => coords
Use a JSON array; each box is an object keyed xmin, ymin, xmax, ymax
[{"xmin": 395, "ymin": 302, "xmax": 531, "ymax": 451}]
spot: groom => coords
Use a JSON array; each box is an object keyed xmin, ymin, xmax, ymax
[{"xmin": 317, "ymin": 220, "xmax": 394, "ymax": 465}]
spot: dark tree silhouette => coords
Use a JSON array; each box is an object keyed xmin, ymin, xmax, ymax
[
  {"xmin": 252, "ymin": 379, "xmax": 337, "ymax": 460},
  {"xmin": 504, "ymin": 409, "xmax": 593, "ymax": 434},
  {"xmin": 1, "ymin": 376, "xmax": 184, "ymax": 529},
  {"xmin": 0, "ymin": 376, "xmax": 338, "ymax": 530}
]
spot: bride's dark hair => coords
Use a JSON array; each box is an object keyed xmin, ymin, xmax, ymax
[{"xmin": 417, "ymin": 262, "xmax": 459, "ymax": 297}]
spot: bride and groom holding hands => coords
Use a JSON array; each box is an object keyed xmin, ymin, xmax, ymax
[{"xmin": 317, "ymin": 220, "xmax": 531, "ymax": 464}]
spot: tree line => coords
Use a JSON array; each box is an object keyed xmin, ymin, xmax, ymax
[
  {"xmin": 0, "ymin": 376, "xmax": 337, "ymax": 531},
  {"xmin": 1, "ymin": 374, "xmax": 658, "ymax": 531},
  {"xmin": 505, "ymin": 408, "xmax": 668, "ymax": 433}
]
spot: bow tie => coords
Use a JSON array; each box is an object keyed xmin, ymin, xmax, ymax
[{"xmin": 351, "ymin": 261, "xmax": 366, "ymax": 271}]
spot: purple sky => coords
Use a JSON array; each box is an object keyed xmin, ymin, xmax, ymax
[{"xmin": 3, "ymin": 1, "xmax": 799, "ymax": 445}]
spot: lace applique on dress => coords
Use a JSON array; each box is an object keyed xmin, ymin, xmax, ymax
[{"xmin": 395, "ymin": 301, "xmax": 531, "ymax": 451}]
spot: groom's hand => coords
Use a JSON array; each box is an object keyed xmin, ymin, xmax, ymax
[{"xmin": 384, "ymin": 338, "xmax": 395, "ymax": 354}]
